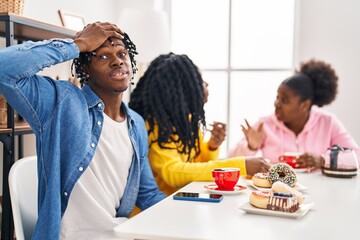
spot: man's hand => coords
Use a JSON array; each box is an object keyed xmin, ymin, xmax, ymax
[
  {"xmin": 245, "ymin": 157, "xmax": 271, "ymax": 176},
  {"xmin": 73, "ymin": 22, "xmax": 124, "ymax": 52}
]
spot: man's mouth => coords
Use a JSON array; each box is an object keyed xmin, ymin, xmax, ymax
[{"xmin": 110, "ymin": 69, "xmax": 129, "ymax": 79}]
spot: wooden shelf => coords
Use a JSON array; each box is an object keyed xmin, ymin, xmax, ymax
[
  {"xmin": 0, "ymin": 12, "xmax": 76, "ymax": 41},
  {"xmin": 0, "ymin": 120, "xmax": 32, "ymax": 135}
]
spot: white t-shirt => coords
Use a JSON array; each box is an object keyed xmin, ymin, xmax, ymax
[{"xmin": 60, "ymin": 113, "xmax": 133, "ymax": 239}]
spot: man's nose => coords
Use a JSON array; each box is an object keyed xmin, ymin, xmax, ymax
[{"xmin": 110, "ymin": 54, "xmax": 123, "ymax": 66}]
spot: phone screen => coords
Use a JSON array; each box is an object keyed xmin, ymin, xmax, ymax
[{"xmin": 173, "ymin": 192, "xmax": 223, "ymax": 203}]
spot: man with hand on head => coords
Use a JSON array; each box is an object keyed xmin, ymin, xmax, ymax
[{"xmin": 0, "ymin": 22, "xmax": 166, "ymax": 239}]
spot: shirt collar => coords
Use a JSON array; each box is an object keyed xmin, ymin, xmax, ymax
[{"xmin": 81, "ymin": 84, "xmax": 135, "ymax": 125}]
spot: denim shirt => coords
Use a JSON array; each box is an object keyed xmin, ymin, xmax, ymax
[{"xmin": 0, "ymin": 39, "xmax": 166, "ymax": 239}]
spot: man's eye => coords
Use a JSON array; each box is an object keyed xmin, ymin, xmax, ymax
[
  {"xmin": 118, "ymin": 52, "xmax": 126, "ymax": 57},
  {"xmin": 97, "ymin": 54, "xmax": 108, "ymax": 60}
]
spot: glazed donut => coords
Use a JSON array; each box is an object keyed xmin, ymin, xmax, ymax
[
  {"xmin": 272, "ymin": 181, "xmax": 304, "ymax": 204},
  {"xmin": 252, "ymin": 172, "xmax": 272, "ymax": 188},
  {"xmin": 249, "ymin": 191, "xmax": 272, "ymax": 209},
  {"xmin": 268, "ymin": 163, "xmax": 297, "ymax": 187}
]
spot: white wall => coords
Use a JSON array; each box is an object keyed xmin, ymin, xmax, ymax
[
  {"xmin": 24, "ymin": 0, "xmax": 117, "ymax": 25},
  {"xmin": 294, "ymin": 0, "xmax": 360, "ymax": 144}
]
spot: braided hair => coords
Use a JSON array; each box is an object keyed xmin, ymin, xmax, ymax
[
  {"xmin": 283, "ymin": 59, "xmax": 338, "ymax": 107},
  {"xmin": 129, "ymin": 53, "xmax": 206, "ymax": 161},
  {"xmin": 71, "ymin": 32, "xmax": 138, "ymax": 84}
]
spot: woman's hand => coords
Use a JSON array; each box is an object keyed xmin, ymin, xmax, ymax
[
  {"xmin": 245, "ymin": 157, "xmax": 271, "ymax": 176},
  {"xmin": 241, "ymin": 119, "xmax": 264, "ymax": 151},
  {"xmin": 73, "ymin": 22, "xmax": 124, "ymax": 52},
  {"xmin": 208, "ymin": 122, "xmax": 226, "ymax": 150},
  {"xmin": 296, "ymin": 153, "xmax": 324, "ymax": 169}
]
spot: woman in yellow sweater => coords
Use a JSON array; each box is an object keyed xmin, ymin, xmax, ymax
[{"xmin": 129, "ymin": 53, "xmax": 270, "ymax": 195}]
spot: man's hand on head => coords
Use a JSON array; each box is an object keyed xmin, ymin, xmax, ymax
[{"xmin": 73, "ymin": 22, "xmax": 124, "ymax": 52}]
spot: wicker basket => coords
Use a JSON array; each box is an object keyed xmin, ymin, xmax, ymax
[
  {"xmin": 0, "ymin": 95, "xmax": 7, "ymax": 125},
  {"xmin": 0, "ymin": 0, "xmax": 25, "ymax": 15}
]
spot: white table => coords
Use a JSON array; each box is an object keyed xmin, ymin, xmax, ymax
[{"xmin": 114, "ymin": 171, "xmax": 360, "ymax": 240}]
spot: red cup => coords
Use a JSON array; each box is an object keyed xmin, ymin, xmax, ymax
[
  {"xmin": 212, "ymin": 168, "xmax": 240, "ymax": 190},
  {"xmin": 278, "ymin": 152, "xmax": 300, "ymax": 168}
]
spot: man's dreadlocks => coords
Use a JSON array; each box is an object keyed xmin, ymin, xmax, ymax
[{"xmin": 72, "ymin": 32, "xmax": 138, "ymax": 84}]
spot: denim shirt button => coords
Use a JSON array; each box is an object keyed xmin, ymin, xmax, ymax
[
  {"xmin": 97, "ymin": 121, "xmax": 101, "ymax": 126},
  {"xmin": 78, "ymin": 166, "xmax": 84, "ymax": 172},
  {"xmin": 98, "ymin": 103, "xmax": 102, "ymax": 108},
  {"xmin": 64, "ymin": 192, "xmax": 68, "ymax": 197},
  {"xmin": 91, "ymin": 143, "xmax": 95, "ymax": 148}
]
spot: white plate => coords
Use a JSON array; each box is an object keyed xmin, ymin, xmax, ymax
[
  {"xmin": 294, "ymin": 183, "xmax": 308, "ymax": 192},
  {"xmin": 204, "ymin": 183, "xmax": 247, "ymax": 195},
  {"xmin": 294, "ymin": 168, "xmax": 309, "ymax": 173},
  {"xmin": 245, "ymin": 180, "xmax": 308, "ymax": 192},
  {"xmin": 239, "ymin": 202, "xmax": 314, "ymax": 219},
  {"xmin": 245, "ymin": 180, "xmax": 271, "ymax": 191}
]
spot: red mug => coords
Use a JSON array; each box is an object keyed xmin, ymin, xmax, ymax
[
  {"xmin": 278, "ymin": 152, "xmax": 300, "ymax": 168},
  {"xmin": 212, "ymin": 168, "xmax": 240, "ymax": 190}
]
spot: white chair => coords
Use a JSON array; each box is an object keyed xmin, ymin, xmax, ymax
[{"xmin": 8, "ymin": 156, "xmax": 38, "ymax": 240}]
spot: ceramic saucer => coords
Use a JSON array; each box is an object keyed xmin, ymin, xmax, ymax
[{"xmin": 204, "ymin": 183, "xmax": 247, "ymax": 195}]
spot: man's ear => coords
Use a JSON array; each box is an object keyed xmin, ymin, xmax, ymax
[{"xmin": 82, "ymin": 64, "xmax": 89, "ymax": 75}]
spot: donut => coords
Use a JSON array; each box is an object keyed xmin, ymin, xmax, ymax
[
  {"xmin": 249, "ymin": 191, "xmax": 272, "ymax": 209},
  {"xmin": 271, "ymin": 181, "xmax": 304, "ymax": 204},
  {"xmin": 268, "ymin": 163, "xmax": 297, "ymax": 187},
  {"xmin": 252, "ymin": 172, "xmax": 272, "ymax": 188},
  {"xmin": 249, "ymin": 190, "xmax": 299, "ymax": 212}
]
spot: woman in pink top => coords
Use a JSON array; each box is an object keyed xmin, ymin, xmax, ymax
[{"xmin": 228, "ymin": 59, "xmax": 360, "ymax": 168}]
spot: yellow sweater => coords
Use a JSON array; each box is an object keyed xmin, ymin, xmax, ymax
[{"xmin": 147, "ymin": 124, "xmax": 247, "ymax": 195}]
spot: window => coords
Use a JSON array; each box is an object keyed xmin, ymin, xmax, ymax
[
  {"xmin": 231, "ymin": 0, "xmax": 294, "ymax": 69},
  {"xmin": 171, "ymin": 0, "xmax": 295, "ymax": 157},
  {"xmin": 171, "ymin": 0, "xmax": 229, "ymax": 69}
]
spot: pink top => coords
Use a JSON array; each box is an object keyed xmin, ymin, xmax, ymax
[{"xmin": 228, "ymin": 108, "xmax": 360, "ymax": 164}]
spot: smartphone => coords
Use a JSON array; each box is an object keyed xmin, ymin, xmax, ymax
[{"xmin": 173, "ymin": 192, "xmax": 223, "ymax": 203}]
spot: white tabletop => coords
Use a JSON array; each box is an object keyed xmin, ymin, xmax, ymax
[{"xmin": 114, "ymin": 171, "xmax": 360, "ymax": 240}]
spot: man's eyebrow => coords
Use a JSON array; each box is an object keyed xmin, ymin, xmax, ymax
[
  {"xmin": 96, "ymin": 43, "xmax": 125, "ymax": 50},
  {"xmin": 113, "ymin": 43, "xmax": 125, "ymax": 47}
]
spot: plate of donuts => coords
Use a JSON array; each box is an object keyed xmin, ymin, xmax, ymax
[
  {"xmin": 204, "ymin": 184, "xmax": 247, "ymax": 195},
  {"xmin": 239, "ymin": 202, "xmax": 314, "ymax": 219}
]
